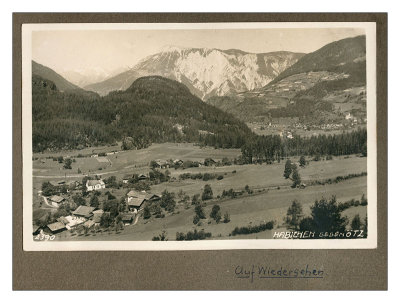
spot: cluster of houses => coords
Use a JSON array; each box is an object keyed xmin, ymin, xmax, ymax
[
  {"xmin": 35, "ymin": 177, "xmax": 162, "ymax": 236},
  {"xmin": 151, "ymin": 158, "xmax": 219, "ymax": 169},
  {"xmin": 152, "ymin": 159, "xmax": 183, "ymax": 169}
]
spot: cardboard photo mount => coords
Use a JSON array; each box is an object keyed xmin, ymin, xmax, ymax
[{"xmin": 12, "ymin": 13, "xmax": 387, "ymax": 290}]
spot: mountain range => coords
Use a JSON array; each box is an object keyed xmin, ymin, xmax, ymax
[
  {"xmin": 32, "ymin": 35, "xmax": 366, "ymax": 127},
  {"xmin": 84, "ymin": 46, "xmax": 304, "ymax": 99},
  {"xmin": 206, "ymin": 35, "xmax": 366, "ymax": 122}
]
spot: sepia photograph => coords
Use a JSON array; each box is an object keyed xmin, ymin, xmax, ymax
[{"xmin": 21, "ymin": 22, "xmax": 377, "ymax": 250}]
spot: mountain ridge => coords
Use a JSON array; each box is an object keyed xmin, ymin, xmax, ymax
[
  {"xmin": 32, "ymin": 60, "xmax": 98, "ymax": 97},
  {"xmin": 84, "ymin": 48, "xmax": 305, "ymax": 99}
]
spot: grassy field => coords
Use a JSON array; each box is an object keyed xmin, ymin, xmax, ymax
[
  {"xmin": 31, "ymin": 142, "xmax": 368, "ymax": 241},
  {"xmin": 55, "ymin": 176, "xmax": 367, "ymax": 242}
]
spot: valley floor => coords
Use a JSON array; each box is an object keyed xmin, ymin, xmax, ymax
[{"xmin": 31, "ymin": 143, "xmax": 368, "ymax": 242}]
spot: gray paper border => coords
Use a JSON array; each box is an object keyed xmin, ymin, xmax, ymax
[{"xmin": 12, "ymin": 13, "xmax": 387, "ymax": 290}]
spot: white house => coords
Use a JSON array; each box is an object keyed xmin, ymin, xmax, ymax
[{"xmin": 86, "ymin": 179, "xmax": 105, "ymax": 191}]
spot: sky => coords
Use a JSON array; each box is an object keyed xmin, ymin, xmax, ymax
[{"xmin": 32, "ymin": 27, "xmax": 365, "ymax": 75}]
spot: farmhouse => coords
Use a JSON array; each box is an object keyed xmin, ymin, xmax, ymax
[
  {"xmin": 173, "ymin": 159, "xmax": 183, "ymax": 166},
  {"xmin": 204, "ymin": 158, "xmax": 217, "ymax": 166},
  {"xmin": 122, "ymin": 175, "xmax": 132, "ymax": 184},
  {"xmin": 127, "ymin": 190, "xmax": 147, "ymax": 210},
  {"xmin": 137, "ymin": 173, "xmax": 148, "ymax": 181},
  {"xmin": 86, "ymin": 179, "xmax": 105, "ymax": 191},
  {"xmin": 72, "ymin": 205, "xmax": 96, "ymax": 219},
  {"xmin": 121, "ymin": 213, "xmax": 135, "ymax": 225},
  {"xmin": 49, "ymin": 180, "xmax": 66, "ymax": 187},
  {"xmin": 127, "ymin": 197, "xmax": 146, "ymax": 210},
  {"xmin": 49, "ymin": 195, "xmax": 65, "ymax": 207},
  {"xmin": 154, "ymin": 160, "xmax": 170, "ymax": 169},
  {"xmin": 45, "ymin": 222, "xmax": 66, "ymax": 234},
  {"xmin": 58, "ymin": 215, "xmax": 86, "ymax": 230}
]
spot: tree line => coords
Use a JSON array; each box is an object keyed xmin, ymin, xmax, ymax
[{"xmin": 241, "ymin": 128, "xmax": 367, "ymax": 164}]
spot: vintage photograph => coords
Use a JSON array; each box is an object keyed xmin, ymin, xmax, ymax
[{"xmin": 22, "ymin": 22, "xmax": 377, "ymax": 250}]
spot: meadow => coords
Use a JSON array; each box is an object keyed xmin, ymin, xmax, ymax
[{"xmin": 32, "ymin": 142, "xmax": 368, "ymax": 241}]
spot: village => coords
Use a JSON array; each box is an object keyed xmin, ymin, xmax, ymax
[{"xmin": 33, "ymin": 155, "xmax": 234, "ymax": 239}]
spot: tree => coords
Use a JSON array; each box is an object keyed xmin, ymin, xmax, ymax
[
  {"xmin": 152, "ymin": 230, "xmax": 168, "ymax": 241},
  {"xmin": 351, "ymin": 214, "xmax": 362, "ymax": 230},
  {"xmin": 193, "ymin": 215, "xmax": 200, "ymax": 225},
  {"xmin": 57, "ymin": 156, "xmax": 64, "ymax": 163},
  {"xmin": 100, "ymin": 212, "xmax": 112, "ymax": 228},
  {"xmin": 363, "ymin": 216, "xmax": 368, "ymax": 236},
  {"xmin": 72, "ymin": 194, "xmax": 86, "ymax": 206},
  {"xmin": 191, "ymin": 194, "xmax": 200, "ymax": 205},
  {"xmin": 153, "ymin": 204, "xmax": 163, "ymax": 218},
  {"xmin": 102, "ymin": 200, "xmax": 120, "ymax": 218},
  {"xmin": 90, "ymin": 195, "xmax": 99, "ymax": 208},
  {"xmin": 149, "ymin": 160, "xmax": 158, "ymax": 169},
  {"xmin": 143, "ymin": 205, "xmax": 151, "ymax": 219},
  {"xmin": 299, "ymin": 196, "xmax": 347, "ymax": 234},
  {"xmin": 104, "ymin": 175, "xmax": 118, "ymax": 188},
  {"xmin": 286, "ymin": 200, "xmax": 303, "ymax": 229},
  {"xmin": 291, "ymin": 167, "xmax": 301, "ymax": 188},
  {"xmin": 210, "ymin": 205, "xmax": 222, "ymax": 223},
  {"xmin": 63, "ymin": 158, "xmax": 72, "ymax": 169},
  {"xmin": 202, "ymin": 184, "xmax": 213, "ymax": 201},
  {"xmin": 284, "ymin": 160, "xmax": 292, "ymax": 179},
  {"xmin": 299, "ymin": 156, "xmax": 306, "ymax": 167},
  {"xmin": 223, "ymin": 212, "xmax": 230, "ymax": 223},
  {"xmin": 160, "ymin": 190, "xmax": 176, "ymax": 212},
  {"xmin": 105, "ymin": 191, "xmax": 116, "ymax": 200},
  {"xmin": 41, "ymin": 181, "xmax": 57, "ymax": 196},
  {"xmin": 194, "ymin": 204, "xmax": 206, "ymax": 219},
  {"xmin": 361, "ymin": 142, "xmax": 367, "ymax": 157}
]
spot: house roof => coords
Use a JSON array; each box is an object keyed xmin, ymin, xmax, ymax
[
  {"xmin": 49, "ymin": 181, "xmax": 64, "ymax": 187},
  {"xmin": 57, "ymin": 216, "xmax": 69, "ymax": 225},
  {"xmin": 92, "ymin": 209, "xmax": 104, "ymax": 214},
  {"xmin": 63, "ymin": 215, "xmax": 86, "ymax": 227},
  {"xmin": 72, "ymin": 206, "xmax": 96, "ymax": 218},
  {"xmin": 47, "ymin": 222, "xmax": 66, "ymax": 232},
  {"xmin": 50, "ymin": 195, "xmax": 64, "ymax": 203},
  {"xmin": 86, "ymin": 180, "xmax": 105, "ymax": 187},
  {"xmin": 121, "ymin": 214, "xmax": 134, "ymax": 221},
  {"xmin": 127, "ymin": 197, "xmax": 146, "ymax": 207},
  {"xmin": 127, "ymin": 190, "xmax": 146, "ymax": 198},
  {"xmin": 145, "ymin": 193, "xmax": 160, "ymax": 200}
]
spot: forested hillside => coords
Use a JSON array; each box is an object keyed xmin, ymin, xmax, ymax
[{"xmin": 32, "ymin": 75, "xmax": 252, "ymax": 152}]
